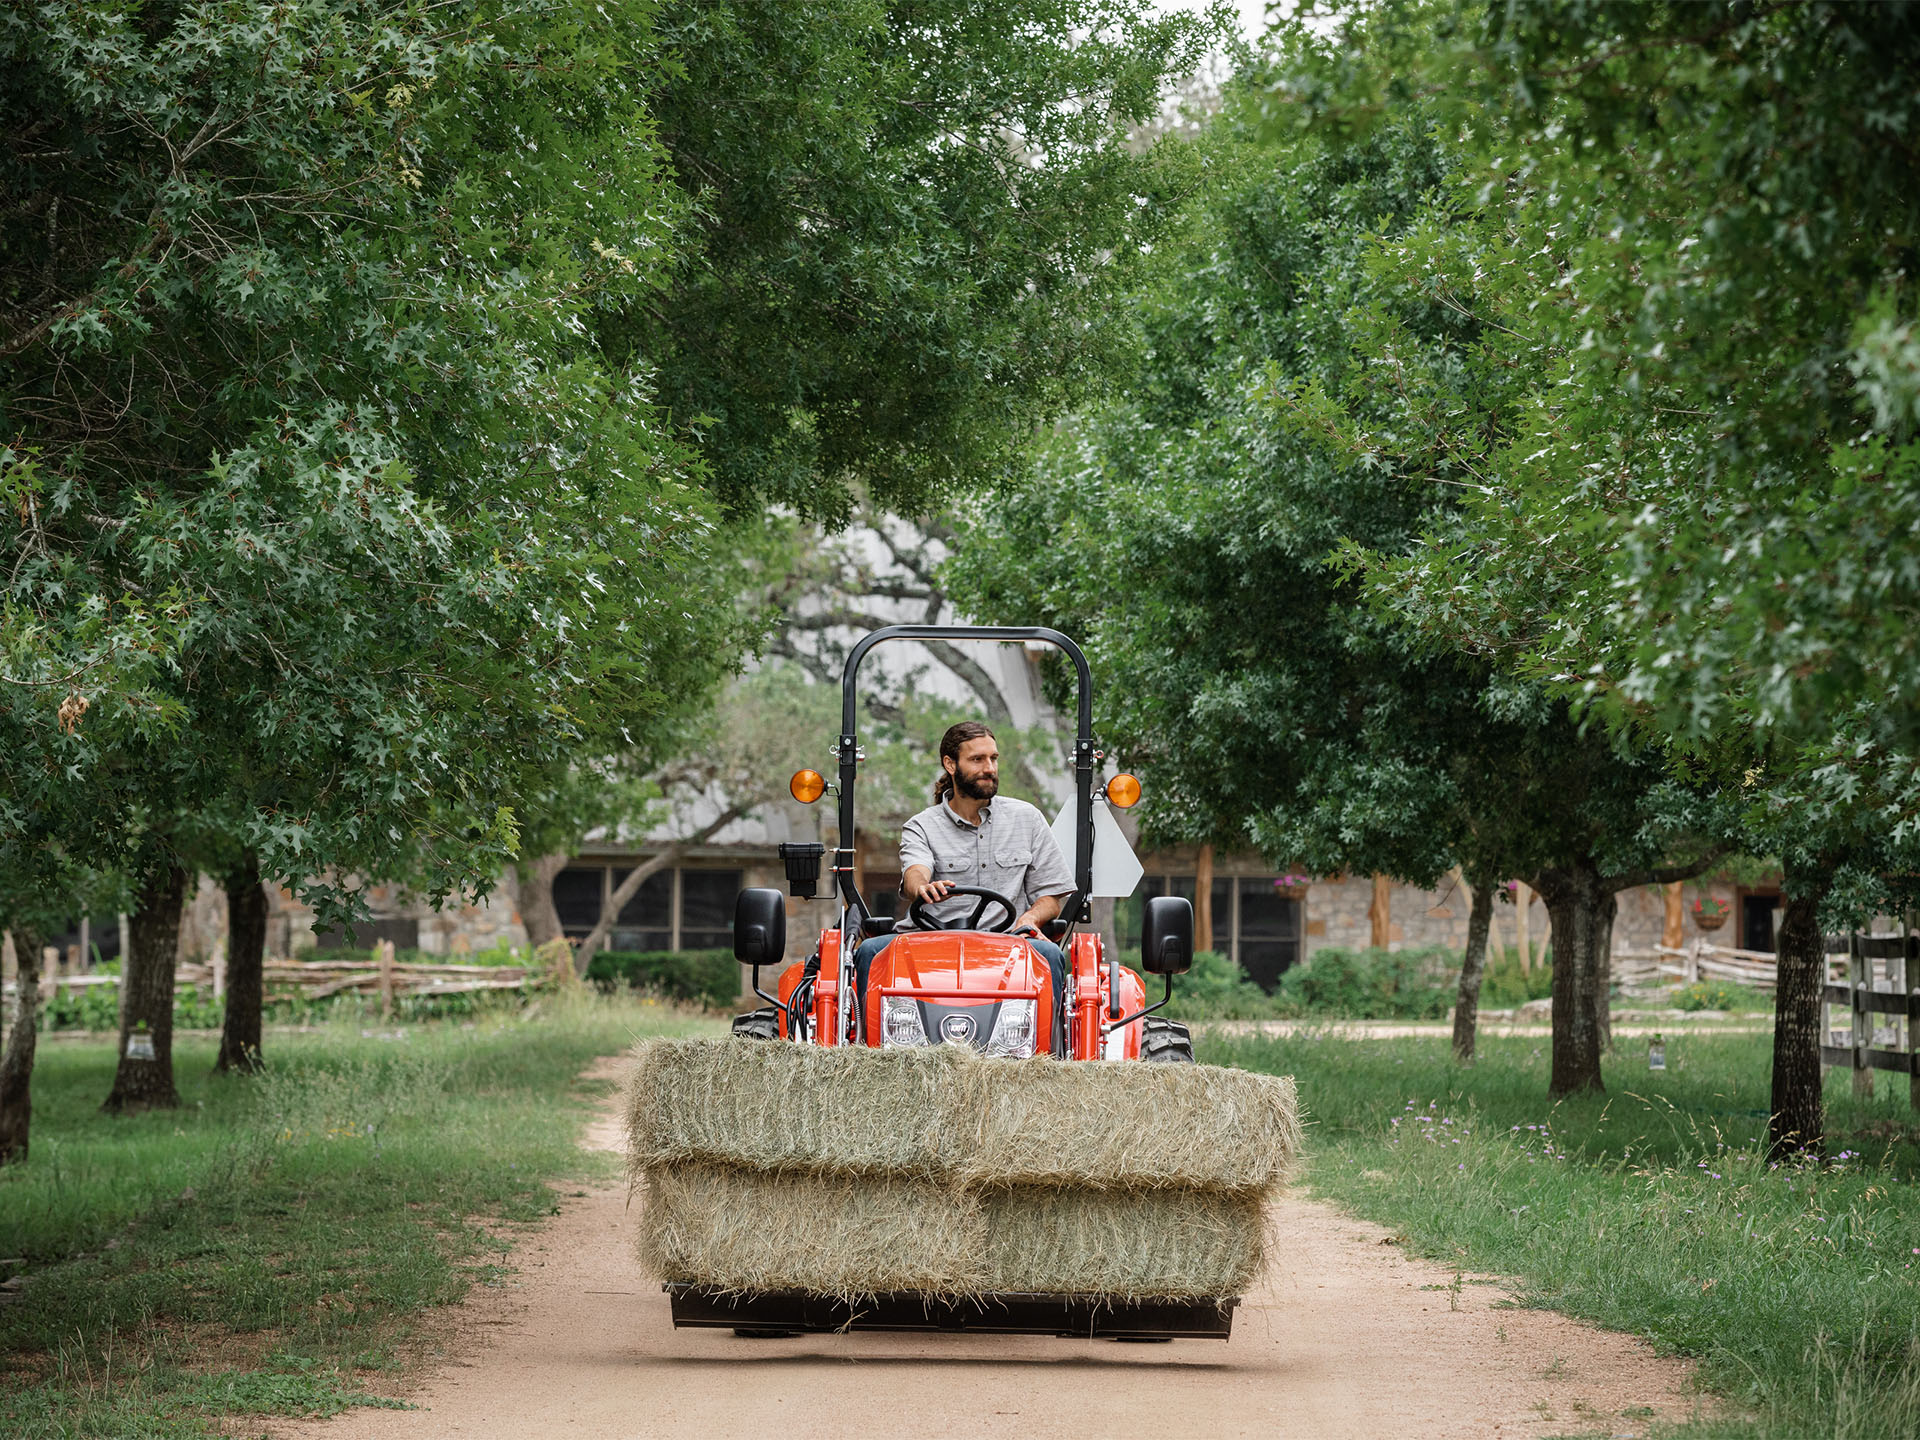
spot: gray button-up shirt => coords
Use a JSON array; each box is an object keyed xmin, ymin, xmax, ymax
[{"xmin": 898, "ymin": 795, "xmax": 1075, "ymax": 929}]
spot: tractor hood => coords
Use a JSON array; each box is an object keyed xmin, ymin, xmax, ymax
[{"xmin": 874, "ymin": 931, "xmax": 1042, "ymax": 996}]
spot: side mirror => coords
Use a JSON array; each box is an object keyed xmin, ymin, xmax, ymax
[
  {"xmin": 1141, "ymin": 895, "xmax": 1193, "ymax": 976},
  {"xmin": 734, "ymin": 887, "xmax": 787, "ymax": 967},
  {"xmin": 778, "ymin": 841, "xmax": 824, "ymax": 899}
]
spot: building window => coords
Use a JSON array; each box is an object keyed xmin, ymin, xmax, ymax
[
  {"xmin": 553, "ymin": 864, "xmax": 743, "ymax": 953},
  {"xmin": 1118, "ymin": 874, "xmax": 1301, "ymax": 992}
]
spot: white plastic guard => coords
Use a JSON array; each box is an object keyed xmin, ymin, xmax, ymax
[{"xmin": 1049, "ymin": 797, "xmax": 1145, "ymax": 899}]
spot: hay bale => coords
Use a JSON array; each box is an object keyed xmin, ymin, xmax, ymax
[
  {"xmin": 639, "ymin": 1164, "xmax": 983, "ymax": 1299},
  {"xmin": 624, "ymin": 1036, "xmax": 969, "ymax": 1179},
  {"xmin": 623, "ymin": 1037, "xmax": 1300, "ymax": 1304},
  {"xmin": 981, "ymin": 1186, "xmax": 1267, "ymax": 1299},
  {"xmin": 957, "ymin": 1060, "xmax": 1299, "ymax": 1194}
]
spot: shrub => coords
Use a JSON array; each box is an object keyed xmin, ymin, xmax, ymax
[
  {"xmin": 1163, "ymin": 950, "xmax": 1288, "ymax": 1021},
  {"xmin": 1478, "ymin": 948, "xmax": 1555, "ymax": 1009},
  {"xmin": 586, "ymin": 949, "xmax": 739, "ymax": 1010},
  {"xmin": 1275, "ymin": 946, "xmax": 1456, "ymax": 1020},
  {"xmin": 1673, "ymin": 979, "xmax": 1745, "ymax": 1012}
]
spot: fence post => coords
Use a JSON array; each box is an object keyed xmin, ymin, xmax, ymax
[
  {"xmin": 1851, "ymin": 933, "xmax": 1873, "ymax": 1099},
  {"xmin": 1907, "ymin": 933, "xmax": 1919, "ymax": 1115},
  {"xmin": 378, "ymin": 939, "xmax": 395, "ymax": 1022}
]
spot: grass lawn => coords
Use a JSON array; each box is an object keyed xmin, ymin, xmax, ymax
[
  {"xmin": 1207, "ymin": 1027, "xmax": 1920, "ymax": 1439},
  {"xmin": 0, "ymin": 993, "xmax": 721, "ymax": 1439}
]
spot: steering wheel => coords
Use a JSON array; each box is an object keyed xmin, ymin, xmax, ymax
[{"xmin": 908, "ymin": 884, "xmax": 1021, "ymax": 933}]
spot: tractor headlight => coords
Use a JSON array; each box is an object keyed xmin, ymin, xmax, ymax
[
  {"xmin": 984, "ymin": 999, "xmax": 1037, "ymax": 1059},
  {"xmin": 880, "ymin": 996, "xmax": 929, "ymax": 1048}
]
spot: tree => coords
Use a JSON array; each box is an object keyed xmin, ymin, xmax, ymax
[
  {"xmin": 947, "ymin": 70, "xmax": 1729, "ymax": 1094},
  {"xmin": 3, "ymin": 1, "xmax": 741, "ymax": 1112},
  {"xmin": 624, "ymin": 0, "xmax": 1230, "ymax": 517},
  {"xmin": 1274, "ymin": 0, "xmax": 1920, "ymax": 1146}
]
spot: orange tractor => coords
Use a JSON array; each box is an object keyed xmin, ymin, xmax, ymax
[
  {"xmin": 731, "ymin": 624, "xmax": 1195, "ymax": 1063},
  {"xmin": 661, "ymin": 626, "xmax": 1221, "ymax": 1339}
]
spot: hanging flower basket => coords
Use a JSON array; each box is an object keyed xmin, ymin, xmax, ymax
[
  {"xmin": 1273, "ymin": 872, "xmax": 1311, "ymax": 900},
  {"xmin": 1691, "ymin": 896, "xmax": 1729, "ymax": 932}
]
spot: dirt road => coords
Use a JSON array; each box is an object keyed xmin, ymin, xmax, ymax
[{"xmin": 275, "ymin": 1064, "xmax": 1704, "ymax": 1440}]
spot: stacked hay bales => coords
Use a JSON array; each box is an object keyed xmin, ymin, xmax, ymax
[{"xmin": 625, "ymin": 1037, "xmax": 1299, "ymax": 1302}]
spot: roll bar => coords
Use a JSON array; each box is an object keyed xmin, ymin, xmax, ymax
[{"xmin": 835, "ymin": 626, "xmax": 1095, "ymax": 923}]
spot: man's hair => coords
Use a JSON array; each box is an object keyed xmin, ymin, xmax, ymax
[{"xmin": 934, "ymin": 721, "xmax": 996, "ymax": 804}]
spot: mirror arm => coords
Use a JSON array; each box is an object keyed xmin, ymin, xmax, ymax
[
  {"xmin": 750, "ymin": 963, "xmax": 781, "ymax": 1012},
  {"xmin": 1104, "ymin": 972, "xmax": 1173, "ymax": 1035}
]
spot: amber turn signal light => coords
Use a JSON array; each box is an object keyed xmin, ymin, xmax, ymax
[
  {"xmin": 1105, "ymin": 773, "xmax": 1142, "ymax": 808},
  {"xmin": 790, "ymin": 768, "xmax": 826, "ymax": 804}
]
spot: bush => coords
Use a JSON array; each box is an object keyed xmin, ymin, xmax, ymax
[
  {"xmin": 1275, "ymin": 946, "xmax": 1456, "ymax": 1020},
  {"xmin": 1673, "ymin": 979, "xmax": 1745, "ymax": 1012},
  {"xmin": 586, "ymin": 949, "xmax": 738, "ymax": 1010},
  {"xmin": 1478, "ymin": 948, "xmax": 1555, "ymax": 1009},
  {"xmin": 1163, "ymin": 950, "xmax": 1288, "ymax": 1021}
]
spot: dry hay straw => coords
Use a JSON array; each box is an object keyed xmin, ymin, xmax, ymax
[
  {"xmin": 624, "ymin": 1037, "xmax": 1300, "ymax": 1301},
  {"xmin": 957, "ymin": 1058, "xmax": 1299, "ymax": 1194},
  {"xmin": 982, "ymin": 1187, "xmax": 1267, "ymax": 1299},
  {"xmin": 624, "ymin": 1036, "xmax": 968, "ymax": 1179},
  {"xmin": 640, "ymin": 1164, "xmax": 981, "ymax": 1300},
  {"xmin": 626, "ymin": 1039, "xmax": 1299, "ymax": 1193}
]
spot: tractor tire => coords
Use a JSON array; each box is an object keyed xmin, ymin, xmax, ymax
[
  {"xmin": 1141, "ymin": 1017, "xmax": 1194, "ymax": 1064},
  {"xmin": 731, "ymin": 1006, "xmax": 779, "ymax": 1041}
]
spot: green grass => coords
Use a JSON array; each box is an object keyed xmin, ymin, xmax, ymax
[
  {"xmin": 1204, "ymin": 1028, "xmax": 1920, "ymax": 1439},
  {"xmin": 0, "ymin": 993, "xmax": 722, "ymax": 1438}
]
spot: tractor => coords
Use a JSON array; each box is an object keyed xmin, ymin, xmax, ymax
[{"xmin": 728, "ymin": 624, "xmax": 1196, "ymax": 1064}]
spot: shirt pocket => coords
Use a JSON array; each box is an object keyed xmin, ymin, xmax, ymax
[
  {"xmin": 936, "ymin": 856, "xmax": 975, "ymax": 877},
  {"xmin": 990, "ymin": 847, "xmax": 1032, "ymax": 876}
]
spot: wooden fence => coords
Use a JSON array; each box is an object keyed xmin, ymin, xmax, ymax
[
  {"xmin": 1820, "ymin": 931, "xmax": 1920, "ymax": 1110},
  {"xmin": 1613, "ymin": 941, "xmax": 1779, "ymax": 995},
  {"xmin": 5, "ymin": 938, "xmax": 560, "ymax": 1023}
]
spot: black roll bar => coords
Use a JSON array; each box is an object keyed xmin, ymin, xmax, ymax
[{"xmin": 836, "ymin": 626, "xmax": 1095, "ymax": 923}]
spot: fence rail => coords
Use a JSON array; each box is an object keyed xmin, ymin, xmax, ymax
[
  {"xmin": 5, "ymin": 948, "xmax": 553, "ymax": 1008},
  {"xmin": 1819, "ymin": 932, "xmax": 1918, "ymax": 1107},
  {"xmin": 1613, "ymin": 941, "xmax": 1779, "ymax": 993}
]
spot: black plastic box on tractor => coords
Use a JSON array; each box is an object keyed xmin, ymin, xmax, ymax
[{"xmin": 777, "ymin": 842, "xmax": 824, "ymax": 898}]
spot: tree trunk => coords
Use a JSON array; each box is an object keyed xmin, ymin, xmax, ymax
[
  {"xmin": 1194, "ymin": 845, "xmax": 1215, "ymax": 953},
  {"xmin": 1369, "ymin": 873, "xmax": 1391, "ymax": 949},
  {"xmin": 1452, "ymin": 872, "xmax": 1494, "ymax": 1064},
  {"xmin": 1593, "ymin": 896, "xmax": 1616, "ymax": 1051},
  {"xmin": 0, "ymin": 925, "xmax": 44, "ymax": 1163},
  {"xmin": 1662, "ymin": 881, "xmax": 1685, "ymax": 950},
  {"xmin": 1769, "ymin": 856, "xmax": 1833, "ymax": 1158},
  {"xmin": 1516, "ymin": 880, "xmax": 1534, "ymax": 971},
  {"xmin": 103, "ymin": 863, "xmax": 188, "ymax": 1114},
  {"xmin": 216, "ymin": 854, "xmax": 268, "ymax": 1074},
  {"xmin": 516, "ymin": 853, "xmax": 570, "ymax": 950},
  {"xmin": 1534, "ymin": 859, "xmax": 1609, "ymax": 1097}
]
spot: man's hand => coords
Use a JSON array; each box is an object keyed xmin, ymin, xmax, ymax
[{"xmin": 904, "ymin": 866, "xmax": 953, "ymax": 906}]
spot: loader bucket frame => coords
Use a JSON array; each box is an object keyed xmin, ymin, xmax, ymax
[{"xmin": 834, "ymin": 625, "xmax": 1095, "ymax": 926}]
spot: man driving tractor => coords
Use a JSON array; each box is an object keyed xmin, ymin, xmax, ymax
[{"xmin": 853, "ymin": 720, "xmax": 1074, "ymax": 995}]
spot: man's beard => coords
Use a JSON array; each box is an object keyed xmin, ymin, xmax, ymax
[{"xmin": 956, "ymin": 770, "xmax": 998, "ymax": 801}]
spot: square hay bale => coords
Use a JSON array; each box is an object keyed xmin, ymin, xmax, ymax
[
  {"xmin": 956, "ymin": 1060, "xmax": 1299, "ymax": 1194},
  {"xmin": 625, "ymin": 1036, "xmax": 969, "ymax": 1179},
  {"xmin": 980, "ymin": 1186, "xmax": 1267, "ymax": 1299},
  {"xmin": 639, "ymin": 1164, "xmax": 984, "ymax": 1299}
]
